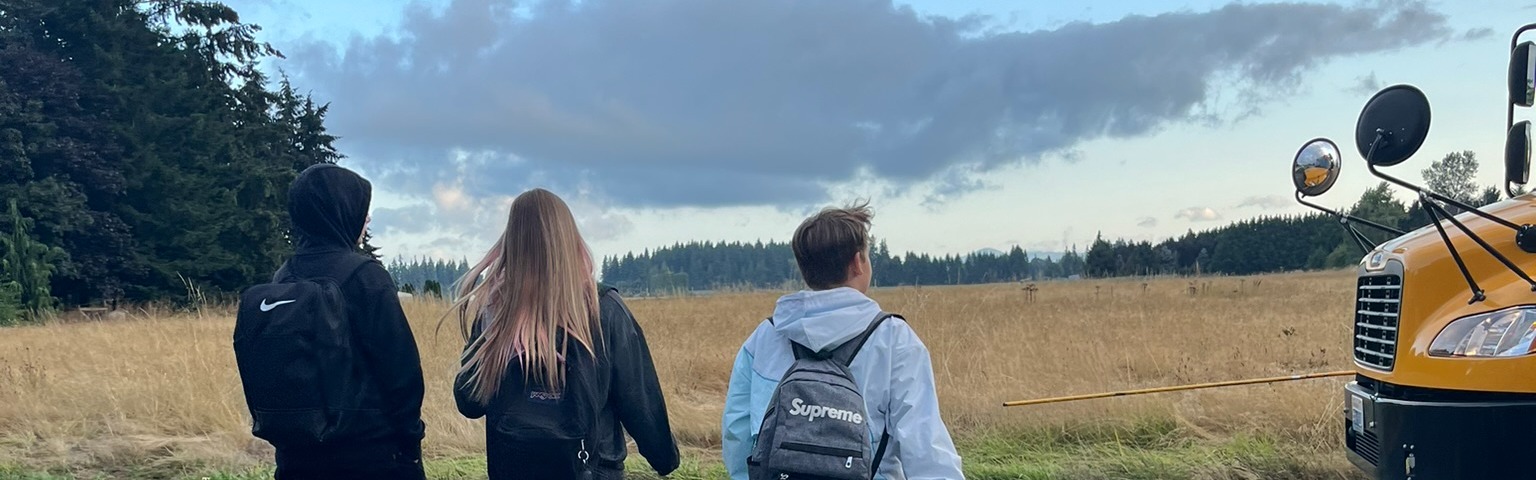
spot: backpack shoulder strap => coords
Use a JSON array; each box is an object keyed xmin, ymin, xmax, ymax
[
  {"xmin": 271, "ymin": 260, "xmax": 293, "ymax": 283},
  {"xmin": 863, "ymin": 311, "xmax": 903, "ymax": 478},
  {"xmin": 831, "ymin": 311, "xmax": 898, "ymax": 367},
  {"xmin": 336, "ymin": 254, "xmax": 375, "ymax": 283},
  {"xmin": 273, "ymin": 254, "xmax": 374, "ymax": 285},
  {"xmin": 871, "ymin": 430, "xmax": 891, "ymax": 479},
  {"xmin": 596, "ymin": 284, "xmax": 634, "ymax": 327}
]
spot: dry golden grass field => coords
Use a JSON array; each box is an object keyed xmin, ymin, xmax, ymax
[{"xmin": 0, "ymin": 270, "xmax": 1366, "ymax": 479}]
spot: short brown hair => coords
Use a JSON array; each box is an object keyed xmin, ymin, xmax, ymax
[{"xmin": 791, "ymin": 200, "xmax": 873, "ymax": 290}]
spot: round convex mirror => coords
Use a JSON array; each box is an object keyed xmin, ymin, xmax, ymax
[{"xmin": 1293, "ymin": 138, "xmax": 1342, "ymax": 196}]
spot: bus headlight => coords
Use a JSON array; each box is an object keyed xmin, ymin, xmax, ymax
[{"xmin": 1428, "ymin": 308, "xmax": 1536, "ymax": 357}]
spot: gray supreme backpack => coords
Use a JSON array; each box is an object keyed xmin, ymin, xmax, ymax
[{"xmin": 748, "ymin": 311, "xmax": 898, "ymax": 480}]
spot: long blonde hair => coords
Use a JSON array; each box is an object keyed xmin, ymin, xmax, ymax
[{"xmin": 446, "ymin": 188, "xmax": 600, "ymax": 405}]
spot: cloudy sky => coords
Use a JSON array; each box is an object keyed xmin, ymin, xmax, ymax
[{"xmin": 223, "ymin": 0, "xmax": 1525, "ymax": 265}]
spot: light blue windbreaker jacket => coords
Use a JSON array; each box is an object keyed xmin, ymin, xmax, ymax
[{"xmin": 720, "ymin": 287, "xmax": 965, "ymax": 480}]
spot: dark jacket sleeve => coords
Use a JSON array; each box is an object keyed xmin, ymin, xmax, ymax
[
  {"xmin": 453, "ymin": 314, "xmax": 488, "ymax": 419},
  {"xmin": 602, "ymin": 291, "xmax": 681, "ymax": 475},
  {"xmin": 352, "ymin": 261, "xmax": 427, "ymax": 446}
]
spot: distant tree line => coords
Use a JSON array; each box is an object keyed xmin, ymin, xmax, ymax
[
  {"xmin": 603, "ymin": 151, "xmax": 1521, "ymax": 293},
  {"xmin": 1083, "ymin": 151, "xmax": 1519, "ymax": 278},
  {"xmin": 387, "ymin": 257, "xmax": 470, "ymax": 299},
  {"xmin": 599, "ymin": 240, "xmax": 1088, "ymax": 295},
  {"xmin": 869, "ymin": 242, "xmax": 1087, "ymax": 286}
]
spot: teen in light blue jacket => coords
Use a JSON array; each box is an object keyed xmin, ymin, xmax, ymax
[{"xmin": 720, "ymin": 201, "xmax": 964, "ymax": 480}]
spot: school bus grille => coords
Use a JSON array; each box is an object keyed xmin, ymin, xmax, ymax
[{"xmin": 1354, "ymin": 274, "xmax": 1401, "ymax": 371}]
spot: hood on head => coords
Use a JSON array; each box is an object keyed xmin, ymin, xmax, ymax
[
  {"xmin": 770, "ymin": 287, "xmax": 882, "ymax": 353},
  {"xmin": 288, "ymin": 163, "xmax": 372, "ymax": 251}
]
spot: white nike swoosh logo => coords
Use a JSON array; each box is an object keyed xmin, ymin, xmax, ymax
[{"xmin": 259, "ymin": 299, "xmax": 297, "ymax": 312}]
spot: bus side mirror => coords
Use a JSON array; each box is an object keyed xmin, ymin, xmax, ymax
[
  {"xmin": 1355, "ymin": 85, "xmax": 1431, "ymax": 167},
  {"xmin": 1511, "ymin": 41, "xmax": 1535, "ymax": 108},
  {"xmin": 1508, "ymin": 121, "xmax": 1531, "ymax": 186},
  {"xmin": 1293, "ymin": 138, "xmax": 1342, "ymax": 196}
]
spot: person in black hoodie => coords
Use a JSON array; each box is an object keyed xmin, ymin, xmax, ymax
[
  {"xmin": 445, "ymin": 188, "xmax": 678, "ymax": 479},
  {"xmin": 271, "ymin": 164, "xmax": 427, "ymax": 480}
]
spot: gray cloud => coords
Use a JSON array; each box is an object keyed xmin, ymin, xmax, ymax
[
  {"xmin": 1137, "ymin": 217, "xmax": 1158, "ymax": 228},
  {"xmin": 577, "ymin": 210, "xmax": 636, "ymax": 242},
  {"xmin": 1350, "ymin": 72, "xmax": 1382, "ymax": 96},
  {"xmin": 1235, "ymin": 194, "xmax": 1290, "ymax": 210},
  {"xmin": 920, "ymin": 165, "xmax": 998, "ymax": 209},
  {"xmin": 288, "ymin": 0, "xmax": 1455, "ymax": 209},
  {"xmin": 373, "ymin": 204, "xmax": 438, "ymax": 238},
  {"xmin": 1174, "ymin": 206, "xmax": 1223, "ymax": 222},
  {"xmin": 1462, "ymin": 28, "xmax": 1494, "ymax": 41}
]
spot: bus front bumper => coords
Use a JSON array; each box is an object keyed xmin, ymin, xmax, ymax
[{"xmin": 1345, "ymin": 380, "xmax": 1536, "ymax": 480}]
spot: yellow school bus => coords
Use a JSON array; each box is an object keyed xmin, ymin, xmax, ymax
[{"xmin": 1290, "ymin": 23, "xmax": 1536, "ymax": 479}]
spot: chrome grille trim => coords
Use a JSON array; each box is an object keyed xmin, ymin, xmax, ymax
[{"xmin": 1354, "ymin": 269, "xmax": 1402, "ymax": 371}]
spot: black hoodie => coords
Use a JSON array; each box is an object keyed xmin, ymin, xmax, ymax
[
  {"xmin": 453, "ymin": 286, "xmax": 681, "ymax": 479},
  {"xmin": 274, "ymin": 164, "xmax": 426, "ymax": 466}
]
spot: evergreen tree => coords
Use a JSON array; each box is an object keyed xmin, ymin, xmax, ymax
[
  {"xmin": 1350, "ymin": 182, "xmax": 1408, "ymax": 246},
  {"xmin": 0, "ymin": 280, "xmax": 20, "ymax": 326},
  {"xmin": 0, "ymin": 0, "xmax": 343, "ymax": 304},
  {"xmin": 0, "ymin": 199, "xmax": 64, "ymax": 321},
  {"xmin": 360, "ymin": 230, "xmax": 382, "ymax": 260}
]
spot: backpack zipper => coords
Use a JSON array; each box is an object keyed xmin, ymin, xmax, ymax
[{"xmin": 780, "ymin": 441, "xmax": 862, "ymax": 458}]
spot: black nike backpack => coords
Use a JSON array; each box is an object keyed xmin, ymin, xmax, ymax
[{"xmin": 232, "ymin": 256, "xmax": 370, "ymax": 447}]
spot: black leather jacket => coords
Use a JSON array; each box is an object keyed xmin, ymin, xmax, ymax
[{"xmin": 454, "ymin": 287, "xmax": 680, "ymax": 479}]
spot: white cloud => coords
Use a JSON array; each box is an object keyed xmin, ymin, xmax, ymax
[
  {"xmin": 432, "ymin": 182, "xmax": 474, "ymax": 213},
  {"xmin": 1174, "ymin": 207, "xmax": 1223, "ymax": 222}
]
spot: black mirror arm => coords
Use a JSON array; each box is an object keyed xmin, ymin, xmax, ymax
[
  {"xmin": 1422, "ymin": 197, "xmax": 1536, "ymax": 291},
  {"xmin": 1422, "ymin": 200, "xmax": 1488, "ymax": 304},
  {"xmin": 1294, "ymin": 191, "xmax": 1406, "ymax": 237},
  {"xmin": 1346, "ymin": 223, "xmax": 1376, "ymax": 253},
  {"xmin": 1367, "ymin": 161, "xmax": 1523, "ymax": 232},
  {"xmin": 1294, "ymin": 192, "xmax": 1371, "ymax": 251}
]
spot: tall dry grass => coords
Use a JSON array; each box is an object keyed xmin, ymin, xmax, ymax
[{"xmin": 0, "ymin": 270, "xmax": 1357, "ymax": 473}]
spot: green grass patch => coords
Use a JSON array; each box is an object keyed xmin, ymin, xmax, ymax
[
  {"xmin": 0, "ymin": 464, "xmax": 74, "ymax": 480},
  {"xmin": 956, "ymin": 417, "xmax": 1358, "ymax": 480},
  {"xmin": 0, "ymin": 418, "xmax": 1364, "ymax": 480}
]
